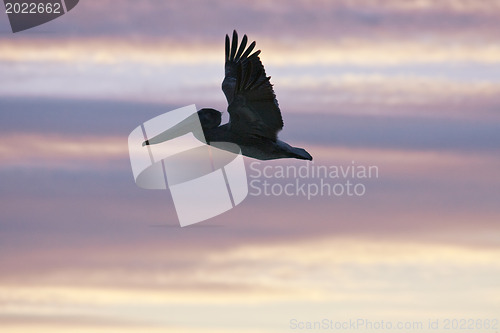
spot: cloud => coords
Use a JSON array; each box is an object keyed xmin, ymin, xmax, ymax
[
  {"xmin": 3, "ymin": 37, "xmax": 500, "ymax": 66},
  {"xmin": 1, "ymin": 138, "xmax": 499, "ymax": 248},
  {"xmin": 7, "ymin": 0, "xmax": 499, "ymax": 43},
  {"xmin": 1, "ymin": 109, "xmax": 500, "ymax": 171},
  {"xmin": 2, "ymin": 37, "xmax": 500, "ymax": 114},
  {"xmin": 2, "ymin": 237, "xmax": 499, "ymax": 303},
  {"xmin": 0, "ymin": 133, "xmax": 125, "ymax": 169},
  {"xmin": 0, "ymin": 237, "xmax": 499, "ymax": 332}
]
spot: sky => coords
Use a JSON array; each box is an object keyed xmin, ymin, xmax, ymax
[{"xmin": 0, "ymin": 1, "xmax": 499, "ymax": 332}]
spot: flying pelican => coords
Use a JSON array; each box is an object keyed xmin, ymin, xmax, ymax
[{"xmin": 143, "ymin": 30, "xmax": 312, "ymax": 161}]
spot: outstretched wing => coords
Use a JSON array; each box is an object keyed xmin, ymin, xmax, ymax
[{"xmin": 222, "ymin": 30, "xmax": 284, "ymax": 141}]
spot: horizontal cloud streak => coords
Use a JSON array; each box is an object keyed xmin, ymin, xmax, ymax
[
  {"xmin": 5, "ymin": 0, "xmax": 500, "ymax": 43},
  {"xmin": 1, "ymin": 99, "xmax": 499, "ymax": 158},
  {"xmin": 1, "ymin": 143, "xmax": 498, "ymax": 247},
  {"xmin": 1, "ymin": 238, "xmax": 499, "ymax": 331},
  {"xmin": 3, "ymin": 38, "xmax": 500, "ymax": 66},
  {"xmin": 2, "ymin": 37, "xmax": 500, "ymax": 119}
]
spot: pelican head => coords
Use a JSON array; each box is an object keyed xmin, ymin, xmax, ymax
[
  {"xmin": 198, "ymin": 108, "xmax": 221, "ymax": 130},
  {"xmin": 143, "ymin": 108, "xmax": 222, "ymax": 147}
]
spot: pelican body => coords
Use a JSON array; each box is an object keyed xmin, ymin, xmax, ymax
[{"xmin": 144, "ymin": 31, "xmax": 312, "ymax": 161}]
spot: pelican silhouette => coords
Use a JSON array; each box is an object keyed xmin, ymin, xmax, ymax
[{"xmin": 143, "ymin": 30, "xmax": 312, "ymax": 161}]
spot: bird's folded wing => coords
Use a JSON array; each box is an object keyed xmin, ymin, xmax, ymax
[{"xmin": 222, "ymin": 30, "xmax": 284, "ymax": 141}]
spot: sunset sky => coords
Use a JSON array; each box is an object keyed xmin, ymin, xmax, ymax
[{"xmin": 0, "ymin": 1, "xmax": 499, "ymax": 332}]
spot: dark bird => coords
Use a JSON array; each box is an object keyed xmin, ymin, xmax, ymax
[{"xmin": 143, "ymin": 30, "xmax": 312, "ymax": 161}]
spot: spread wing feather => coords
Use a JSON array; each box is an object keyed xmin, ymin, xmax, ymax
[{"xmin": 222, "ymin": 30, "xmax": 284, "ymax": 141}]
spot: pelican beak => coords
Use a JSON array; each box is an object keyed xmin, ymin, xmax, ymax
[{"xmin": 142, "ymin": 113, "xmax": 203, "ymax": 146}]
